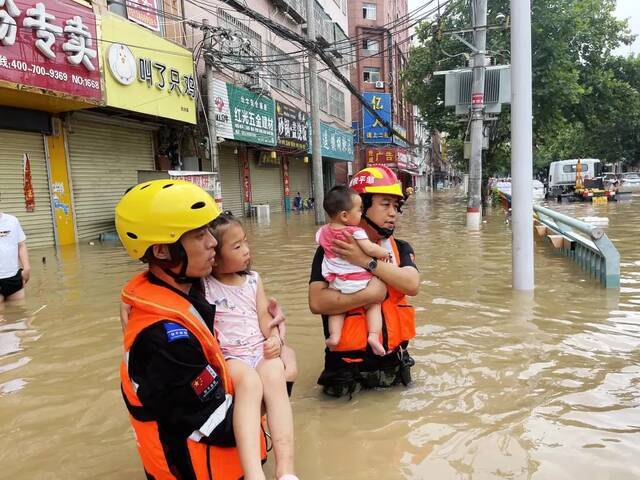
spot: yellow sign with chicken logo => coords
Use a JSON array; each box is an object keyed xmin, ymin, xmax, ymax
[{"xmin": 101, "ymin": 13, "xmax": 196, "ymax": 124}]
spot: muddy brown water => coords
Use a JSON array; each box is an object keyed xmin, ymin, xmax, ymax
[{"xmin": 1, "ymin": 191, "xmax": 639, "ymax": 479}]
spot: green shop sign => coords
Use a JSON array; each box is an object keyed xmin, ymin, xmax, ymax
[
  {"xmin": 308, "ymin": 121, "xmax": 354, "ymax": 161},
  {"xmin": 212, "ymin": 79, "xmax": 276, "ymax": 146}
]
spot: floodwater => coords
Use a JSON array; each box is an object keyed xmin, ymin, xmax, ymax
[{"xmin": 2, "ymin": 191, "xmax": 640, "ymax": 479}]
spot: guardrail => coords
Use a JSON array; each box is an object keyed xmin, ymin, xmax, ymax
[{"xmin": 496, "ymin": 190, "xmax": 620, "ymax": 288}]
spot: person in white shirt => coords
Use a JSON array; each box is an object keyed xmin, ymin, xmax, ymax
[{"xmin": 0, "ymin": 194, "xmax": 31, "ymax": 304}]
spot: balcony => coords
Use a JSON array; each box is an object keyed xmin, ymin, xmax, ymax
[
  {"xmin": 330, "ymin": 24, "xmax": 353, "ymax": 66},
  {"xmin": 312, "ymin": 1, "xmax": 334, "ymax": 46},
  {"xmin": 271, "ymin": 0, "xmax": 306, "ymax": 24}
]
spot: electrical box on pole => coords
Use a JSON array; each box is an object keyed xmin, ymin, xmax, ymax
[{"xmin": 438, "ymin": 65, "xmax": 511, "ymax": 115}]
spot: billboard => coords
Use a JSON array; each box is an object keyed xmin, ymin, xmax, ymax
[
  {"xmin": 101, "ymin": 13, "xmax": 196, "ymax": 123},
  {"xmin": 212, "ymin": 79, "xmax": 276, "ymax": 146},
  {"xmin": 362, "ymin": 92, "xmax": 392, "ymax": 144},
  {"xmin": 0, "ymin": 0, "xmax": 101, "ymax": 102}
]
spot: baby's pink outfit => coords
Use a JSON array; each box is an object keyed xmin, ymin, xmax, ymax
[
  {"xmin": 203, "ymin": 271, "xmax": 264, "ymax": 368},
  {"xmin": 315, "ymin": 224, "xmax": 374, "ymax": 294}
]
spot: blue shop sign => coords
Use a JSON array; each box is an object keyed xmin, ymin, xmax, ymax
[
  {"xmin": 308, "ymin": 121, "xmax": 354, "ymax": 161},
  {"xmin": 362, "ymin": 92, "xmax": 392, "ymax": 144},
  {"xmin": 393, "ymin": 123, "xmax": 408, "ymax": 147}
]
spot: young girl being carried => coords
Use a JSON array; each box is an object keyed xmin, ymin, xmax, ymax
[
  {"xmin": 316, "ymin": 185, "xmax": 392, "ymax": 356},
  {"xmin": 204, "ymin": 215, "xmax": 298, "ymax": 480}
]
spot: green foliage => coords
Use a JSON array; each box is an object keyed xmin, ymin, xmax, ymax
[{"xmin": 403, "ymin": 0, "xmax": 640, "ymax": 173}]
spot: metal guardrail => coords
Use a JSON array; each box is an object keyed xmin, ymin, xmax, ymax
[{"xmin": 497, "ymin": 190, "xmax": 620, "ymax": 288}]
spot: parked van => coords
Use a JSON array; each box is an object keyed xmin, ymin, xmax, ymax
[{"xmin": 547, "ymin": 159, "xmax": 602, "ymax": 196}]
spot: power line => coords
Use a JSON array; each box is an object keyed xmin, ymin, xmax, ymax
[
  {"xmin": 232, "ymin": 7, "xmax": 449, "ymax": 88},
  {"xmin": 200, "ymin": 0, "xmax": 451, "ymax": 82},
  {"xmin": 189, "ymin": 0, "xmax": 445, "ymax": 60},
  {"xmin": 201, "ymin": 0, "xmax": 414, "ymax": 146}
]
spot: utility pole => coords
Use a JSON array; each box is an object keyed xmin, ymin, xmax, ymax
[
  {"xmin": 304, "ymin": 0, "xmax": 325, "ymax": 225},
  {"xmin": 510, "ymin": 0, "xmax": 534, "ymax": 290},
  {"xmin": 467, "ymin": 0, "xmax": 487, "ymax": 230},
  {"xmin": 203, "ymin": 19, "xmax": 219, "ymax": 173}
]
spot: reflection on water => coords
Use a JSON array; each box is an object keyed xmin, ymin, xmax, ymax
[{"xmin": 1, "ymin": 191, "xmax": 640, "ymax": 479}]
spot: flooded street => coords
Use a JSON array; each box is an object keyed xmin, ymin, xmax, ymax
[{"xmin": 2, "ymin": 191, "xmax": 640, "ymax": 479}]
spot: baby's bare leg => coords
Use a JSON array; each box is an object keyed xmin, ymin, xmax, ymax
[
  {"xmin": 326, "ymin": 313, "xmax": 345, "ymax": 350},
  {"xmin": 365, "ymin": 303, "xmax": 386, "ymax": 356}
]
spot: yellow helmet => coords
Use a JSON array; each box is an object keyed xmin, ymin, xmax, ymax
[{"xmin": 116, "ymin": 179, "xmax": 221, "ymax": 260}]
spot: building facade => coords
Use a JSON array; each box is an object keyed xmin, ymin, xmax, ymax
[
  {"xmin": 0, "ymin": 0, "xmax": 198, "ymax": 248},
  {"xmin": 413, "ymin": 105, "xmax": 430, "ymax": 191},
  {"xmin": 183, "ymin": 0, "xmax": 354, "ymax": 217},
  {"xmin": 337, "ymin": 0, "xmax": 415, "ymax": 188}
]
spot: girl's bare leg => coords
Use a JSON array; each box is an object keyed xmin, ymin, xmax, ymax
[
  {"xmin": 257, "ymin": 358, "xmax": 295, "ymax": 479},
  {"xmin": 227, "ymin": 359, "xmax": 266, "ymax": 480}
]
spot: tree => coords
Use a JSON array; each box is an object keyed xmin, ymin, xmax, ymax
[{"xmin": 403, "ymin": 0, "xmax": 638, "ymax": 175}]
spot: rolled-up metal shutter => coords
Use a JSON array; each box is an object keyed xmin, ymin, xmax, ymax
[
  {"xmin": 249, "ymin": 152, "xmax": 283, "ymax": 213},
  {"xmin": 288, "ymin": 158, "xmax": 311, "ymax": 200},
  {"xmin": 67, "ymin": 114, "xmax": 154, "ymax": 240},
  {"xmin": 0, "ymin": 130, "xmax": 54, "ymax": 248},
  {"xmin": 219, "ymin": 146, "xmax": 244, "ymax": 217}
]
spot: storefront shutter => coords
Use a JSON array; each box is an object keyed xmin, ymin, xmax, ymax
[
  {"xmin": 0, "ymin": 130, "xmax": 54, "ymax": 248},
  {"xmin": 288, "ymin": 158, "xmax": 311, "ymax": 200},
  {"xmin": 218, "ymin": 146, "xmax": 244, "ymax": 217},
  {"xmin": 249, "ymin": 153, "xmax": 283, "ymax": 213},
  {"xmin": 67, "ymin": 114, "xmax": 154, "ymax": 240}
]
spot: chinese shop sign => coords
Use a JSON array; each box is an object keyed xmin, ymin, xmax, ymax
[
  {"xmin": 366, "ymin": 147, "xmax": 397, "ymax": 165},
  {"xmin": 101, "ymin": 13, "xmax": 196, "ymax": 124},
  {"xmin": 392, "ymin": 123, "xmax": 408, "ymax": 147},
  {"xmin": 212, "ymin": 79, "xmax": 276, "ymax": 146},
  {"xmin": 362, "ymin": 92, "xmax": 392, "ymax": 144},
  {"xmin": 0, "ymin": 0, "xmax": 101, "ymax": 101},
  {"xmin": 308, "ymin": 121, "xmax": 354, "ymax": 161},
  {"xmin": 282, "ymin": 158, "xmax": 290, "ymax": 196},
  {"xmin": 126, "ymin": 0, "xmax": 161, "ymax": 32},
  {"xmin": 241, "ymin": 153, "xmax": 251, "ymax": 203},
  {"xmin": 276, "ymin": 101, "xmax": 308, "ymax": 150}
]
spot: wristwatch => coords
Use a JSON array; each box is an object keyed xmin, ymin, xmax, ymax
[{"xmin": 365, "ymin": 257, "xmax": 378, "ymax": 272}]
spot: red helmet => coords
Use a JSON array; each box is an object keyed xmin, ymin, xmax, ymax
[{"xmin": 349, "ymin": 165, "xmax": 403, "ymax": 198}]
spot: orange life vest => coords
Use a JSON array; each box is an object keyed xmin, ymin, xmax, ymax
[
  {"xmin": 331, "ymin": 237, "xmax": 416, "ymax": 354},
  {"xmin": 120, "ymin": 272, "xmax": 266, "ymax": 480}
]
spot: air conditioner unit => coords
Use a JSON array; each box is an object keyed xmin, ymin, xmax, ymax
[
  {"xmin": 375, "ymin": 81, "xmax": 385, "ymax": 89},
  {"xmin": 247, "ymin": 71, "xmax": 271, "ymax": 95}
]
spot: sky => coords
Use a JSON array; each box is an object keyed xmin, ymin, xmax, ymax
[
  {"xmin": 406, "ymin": 0, "xmax": 640, "ymax": 56},
  {"xmin": 614, "ymin": 0, "xmax": 640, "ymax": 56}
]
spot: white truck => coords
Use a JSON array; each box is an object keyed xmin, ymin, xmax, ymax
[{"xmin": 547, "ymin": 159, "xmax": 602, "ymax": 197}]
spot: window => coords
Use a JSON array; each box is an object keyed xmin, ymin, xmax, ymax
[
  {"xmin": 329, "ymin": 84, "xmax": 345, "ymax": 120},
  {"xmin": 563, "ymin": 164, "xmax": 589, "ymax": 173},
  {"xmin": 362, "ymin": 39, "xmax": 379, "ymax": 53},
  {"xmin": 266, "ymin": 43, "xmax": 302, "ymax": 96},
  {"xmin": 362, "ymin": 3, "xmax": 376, "ymax": 20},
  {"xmin": 363, "ymin": 67, "xmax": 381, "ymax": 83},
  {"xmin": 305, "ymin": 71, "xmax": 329, "ymax": 113},
  {"xmin": 319, "ymin": 78, "xmax": 328, "ymax": 112}
]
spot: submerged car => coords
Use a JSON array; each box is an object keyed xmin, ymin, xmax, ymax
[{"xmin": 621, "ymin": 172, "xmax": 640, "ymax": 191}]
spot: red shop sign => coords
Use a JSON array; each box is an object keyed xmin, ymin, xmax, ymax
[
  {"xmin": 282, "ymin": 158, "xmax": 290, "ymax": 197},
  {"xmin": 366, "ymin": 147, "xmax": 396, "ymax": 165},
  {"xmin": 0, "ymin": 0, "xmax": 102, "ymax": 101},
  {"xmin": 241, "ymin": 153, "xmax": 251, "ymax": 203}
]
